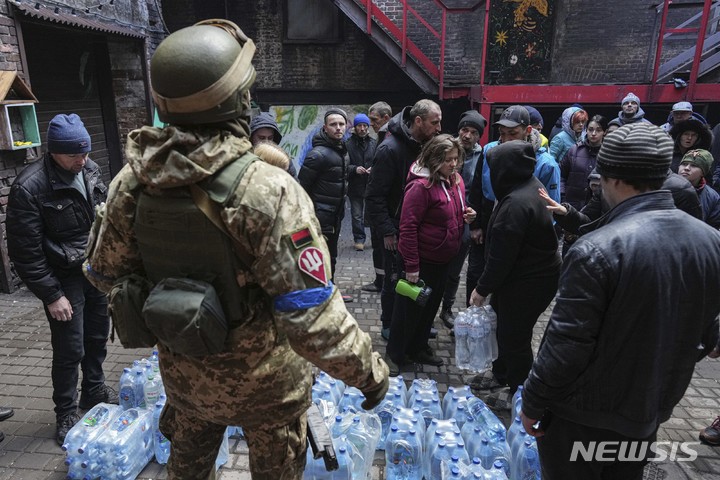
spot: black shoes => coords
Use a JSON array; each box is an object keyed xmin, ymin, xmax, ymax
[
  {"xmin": 360, "ymin": 282, "xmax": 381, "ymax": 293},
  {"xmin": 429, "ymin": 327, "xmax": 438, "ymax": 339},
  {"xmin": 439, "ymin": 307, "xmax": 456, "ymax": 329},
  {"xmin": 469, "ymin": 371, "xmax": 507, "ymax": 391},
  {"xmin": 78, "ymin": 384, "xmax": 119, "ymax": 410},
  {"xmin": 410, "ymin": 347, "xmax": 444, "ymax": 367},
  {"xmin": 381, "ymin": 327, "xmax": 390, "ymax": 341},
  {"xmin": 700, "ymin": 416, "xmax": 720, "ymax": 446},
  {"xmin": 56, "ymin": 412, "xmax": 81, "ymax": 446},
  {"xmin": 0, "ymin": 407, "xmax": 14, "ymax": 422}
]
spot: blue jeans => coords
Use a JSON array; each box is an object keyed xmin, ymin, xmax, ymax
[
  {"xmin": 348, "ymin": 195, "xmax": 366, "ymax": 244},
  {"xmin": 45, "ymin": 273, "xmax": 110, "ymax": 419}
]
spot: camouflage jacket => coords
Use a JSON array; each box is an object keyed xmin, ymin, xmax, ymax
[{"xmin": 84, "ymin": 125, "xmax": 387, "ymax": 429}]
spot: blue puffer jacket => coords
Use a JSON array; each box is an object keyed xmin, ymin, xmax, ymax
[{"xmin": 549, "ymin": 106, "xmax": 583, "ymax": 165}]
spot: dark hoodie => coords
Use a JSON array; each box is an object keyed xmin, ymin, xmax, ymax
[
  {"xmin": 298, "ymin": 129, "xmax": 348, "ymax": 233},
  {"xmin": 476, "ymin": 140, "xmax": 561, "ymax": 296},
  {"xmin": 365, "ymin": 107, "xmax": 424, "ymax": 237},
  {"xmin": 670, "ymin": 119, "xmax": 713, "ymax": 173}
]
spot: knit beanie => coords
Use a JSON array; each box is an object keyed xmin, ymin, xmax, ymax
[
  {"xmin": 622, "ymin": 92, "xmax": 641, "ymax": 106},
  {"xmin": 249, "ymin": 112, "xmax": 282, "ymax": 143},
  {"xmin": 324, "ymin": 107, "xmax": 348, "ymax": 123},
  {"xmin": 353, "ymin": 113, "xmax": 370, "ymax": 127},
  {"xmin": 457, "ymin": 110, "xmax": 487, "ymax": 136},
  {"xmin": 596, "ymin": 123, "xmax": 672, "ymax": 180},
  {"xmin": 681, "ymin": 149, "xmax": 714, "ymax": 176},
  {"xmin": 524, "ymin": 106, "xmax": 544, "ymax": 127},
  {"xmin": 47, "ymin": 114, "xmax": 91, "ymax": 154}
]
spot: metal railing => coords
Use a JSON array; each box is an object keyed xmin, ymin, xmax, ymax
[{"xmin": 359, "ymin": 0, "xmax": 482, "ymax": 98}]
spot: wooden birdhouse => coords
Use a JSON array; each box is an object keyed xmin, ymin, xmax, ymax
[{"xmin": 0, "ymin": 71, "xmax": 40, "ymax": 150}]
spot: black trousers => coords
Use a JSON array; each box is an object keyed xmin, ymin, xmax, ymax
[
  {"xmin": 45, "ymin": 273, "xmax": 110, "ymax": 419},
  {"xmin": 442, "ymin": 231, "xmax": 470, "ymax": 309},
  {"xmin": 465, "ymin": 241, "xmax": 486, "ymax": 306},
  {"xmin": 538, "ymin": 414, "xmax": 657, "ymax": 480},
  {"xmin": 386, "ymin": 256, "xmax": 449, "ymax": 363},
  {"xmin": 490, "ymin": 274, "xmax": 558, "ymax": 393},
  {"xmin": 370, "ymin": 227, "xmax": 384, "ymax": 281},
  {"xmin": 380, "ymin": 248, "xmax": 400, "ymax": 329}
]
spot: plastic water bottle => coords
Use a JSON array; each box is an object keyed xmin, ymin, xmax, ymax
[
  {"xmin": 512, "ymin": 385, "xmax": 524, "ymax": 417},
  {"xmin": 511, "ymin": 439, "xmax": 540, "ymax": 480},
  {"xmin": 407, "ymin": 378, "xmax": 438, "ymax": 405},
  {"xmin": 63, "ymin": 404, "xmax": 124, "ymax": 479},
  {"xmin": 385, "ymin": 426, "xmax": 423, "ymax": 480},
  {"xmin": 148, "ymin": 350, "xmax": 160, "ymax": 373},
  {"xmin": 143, "ymin": 370, "xmax": 163, "ymax": 409},
  {"xmin": 215, "ymin": 428, "xmax": 230, "ymax": 472},
  {"xmin": 412, "ymin": 396, "xmax": 442, "ymax": 428},
  {"xmin": 133, "ymin": 370, "xmax": 146, "ymax": 409},
  {"xmin": 152, "ymin": 402, "xmax": 170, "ymax": 465},
  {"xmin": 332, "ymin": 444, "xmax": 353, "ymax": 480},
  {"xmin": 454, "ymin": 310, "xmax": 470, "ymax": 369},
  {"xmin": 338, "ymin": 387, "xmax": 364, "ymax": 413},
  {"xmin": 388, "ymin": 375, "xmax": 408, "ymax": 405},
  {"xmin": 507, "ymin": 416, "xmax": 525, "ymax": 449},
  {"xmin": 483, "ymin": 305, "xmax": 498, "ymax": 362},
  {"xmin": 118, "ymin": 368, "xmax": 135, "ymax": 411},
  {"xmin": 375, "ymin": 392, "xmax": 405, "ymax": 449},
  {"xmin": 489, "ymin": 459, "xmax": 510, "ymax": 479},
  {"xmin": 442, "ymin": 386, "xmax": 472, "ymax": 419},
  {"xmin": 465, "ymin": 397, "xmax": 507, "ymax": 440}
]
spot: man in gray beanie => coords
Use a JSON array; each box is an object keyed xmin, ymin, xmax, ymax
[
  {"xmin": 613, "ymin": 91, "xmax": 652, "ymax": 126},
  {"xmin": 520, "ymin": 123, "xmax": 720, "ymax": 479},
  {"xmin": 6, "ymin": 113, "xmax": 117, "ymax": 446}
]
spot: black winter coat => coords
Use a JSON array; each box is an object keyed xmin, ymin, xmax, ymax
[
  {"xmin": 523, "ymin": 191, "xmax": 720, "ymax": 438},
  {"xmin": 560, "ymin": 140, "xmax": 600, "ymax": 210},
  {"xmin": 346, "ymin": 133, "xmax": 377, "ymax": 198},
  {"xmin": 476, "ymin": 141, "xmax": 561, "ymax": 296},
  {"xmin": 365, "ymin": 107, "xmax": 423, "ymax": 237},
  {"xmin": 6, "ymin": 154, "xmax": 107, "ymax": 304},
  {"xmin": 298, "ymin": 130, "xmax": 348, "ymax": 234},
  {"xmin": 556, "ymin": 172, "xmax": 702, "ymax": 234}
]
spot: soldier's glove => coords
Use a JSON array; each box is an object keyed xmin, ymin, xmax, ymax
[{"xmin": 360, "ymin": 375, "xmax": 390, "ymax": 411}]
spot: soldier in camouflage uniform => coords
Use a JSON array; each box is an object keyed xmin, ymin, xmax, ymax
[{"xmin": 83, "ymin": 20, "xmax": 389, "ymax": 480}]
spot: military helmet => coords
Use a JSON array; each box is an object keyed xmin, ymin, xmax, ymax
[{"xmin": 151, "ymin": 19, "xmax": 256, "ymax": 125}]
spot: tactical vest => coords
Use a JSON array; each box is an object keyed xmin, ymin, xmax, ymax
[{"xmin": 133, "ymin": 153, "xmax": 258, "ymax": 328}]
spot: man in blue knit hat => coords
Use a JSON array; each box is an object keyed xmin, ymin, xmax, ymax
[
  {"xmin": 6, "ymin": 113, "xmax": 118, "ymax": 447},
  {"xmin": 347, "ymin": 113, "xmax": 377, "ymax": 251}
]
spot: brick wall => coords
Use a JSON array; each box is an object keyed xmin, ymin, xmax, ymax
[{"xmin": 0, "ymin": 0, "xmax": 162, "ymax": 292}]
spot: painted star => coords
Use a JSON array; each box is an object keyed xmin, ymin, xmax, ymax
[
  {"xmin": 495, "ymin": 30, "xmax": 509, "ymax": 47},
  {"xmin": 525, "ymin": 43, "xmax": 536, "ymax": 57}
]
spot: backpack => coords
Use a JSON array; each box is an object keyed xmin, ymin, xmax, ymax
[{"xmin": 108, "ymin": 153, "xmax": 259, "ymax": 355}]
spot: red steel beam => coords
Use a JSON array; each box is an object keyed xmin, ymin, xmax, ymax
[{"xmin": 463, "ymin": 83, "xmax": 720, "ymax": 104}]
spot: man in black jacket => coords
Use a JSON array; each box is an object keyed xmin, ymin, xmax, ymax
[
  {"xmin": 365, "ymin": 99, "xmax": 441, "ymax": 343},
  {"xmin": 521, "ymin": 123, "xmax": 720, "ymax": 479},
  {"xmin": 346, "ymin": 113, "xmax": 377, "ymax": 251},
  {"xmin": 6, "ymin": 114, "xmax": 117, "ymax": 446},
  {"xmin": 299, "ymin": 108, "xmax": 348, "ymax": 281}
]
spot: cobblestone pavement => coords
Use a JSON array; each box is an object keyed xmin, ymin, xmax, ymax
[{"xmin": 0, "ymin": 211, "xmax": 718, "ymax": 479}]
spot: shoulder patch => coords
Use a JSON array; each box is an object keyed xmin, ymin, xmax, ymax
[
  {"xmin": 298, "ymin": 247, "xmax": 328, "ymax": 286},
  {"xmin": 290, "ymin": 227, "xmax": 313, "ymax": 249}
]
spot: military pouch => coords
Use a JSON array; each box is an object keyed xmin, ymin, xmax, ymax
[
  {"xmin": 142, "ymin": 277, "xmax": 228, "ymax": 356},
  {"xmin": 108, "ymin": 274, "xmax": 157, "ymax": 349}
]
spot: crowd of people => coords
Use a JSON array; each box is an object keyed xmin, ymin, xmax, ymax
[
  {"xmin": 2, "ymin": 16, "xmax": 720, "ymax": 478},
  {"xmin": 290, "ymin": 95, "xmax": 720, "ymax": 478}
]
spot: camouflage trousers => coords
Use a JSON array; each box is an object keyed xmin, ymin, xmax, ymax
[{"xmin": 160, "ymin": 402, "xmax": 308, "ymax": 479}]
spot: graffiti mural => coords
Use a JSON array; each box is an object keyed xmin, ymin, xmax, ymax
[
  {"xmin": 270, "ymin": 105, "xmax": 368, "ymax": 170},
  {"xmin": 487, "ymin": 0, "xmax": 555, "ymax": 83}
]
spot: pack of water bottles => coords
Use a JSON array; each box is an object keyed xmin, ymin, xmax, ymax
[
  {"xmin": 454, "ymin": 305, "xmax": 498, "ymax": 373},
  {"xmin": 305, "ymin": 371, "xmax": 383, "ymax": 479},
  {"xmin": 64, "ymin": 351, "xmax": 232, "ymax": 479},
  {"xmin": 62, "ymin": 403, "xmax": 154, "ymax": 480}
]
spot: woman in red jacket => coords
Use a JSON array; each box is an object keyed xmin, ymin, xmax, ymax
[{"xmin": 386, "ymin": 134, "xmax": 476, "ymax": 375}]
